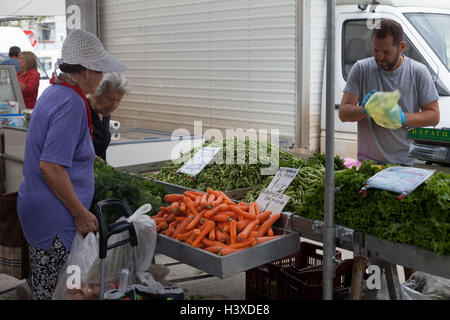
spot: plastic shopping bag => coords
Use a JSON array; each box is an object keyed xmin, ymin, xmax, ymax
[
  {"xmin": 52, "ymin": 232, "xmax": 102, "ymax": 300},
  {"xmin": 86, "ymin": 203, "xmax": 157, "ymax": 285},
  {"xmin": 103, "ymin": 271, "xmax": 184, "ymax": 301},
  {"xmin": 364, "ymin": 90, "xmax": 403, "ymax": 129}
]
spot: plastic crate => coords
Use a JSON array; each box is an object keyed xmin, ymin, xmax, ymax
[
  {"xmin": 279, "ymin": 259, "xmax": 353, "ymax": 300},
  {"xmin": 245, "ymin": 241, "xmax": 341, "ymax": 300}
]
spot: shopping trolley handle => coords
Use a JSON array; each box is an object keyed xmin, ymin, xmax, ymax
[{"xmin": 94, "ymin": 198, "xmax": 138, "ymax": 259}]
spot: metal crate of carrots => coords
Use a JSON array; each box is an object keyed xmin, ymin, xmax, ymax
[{"xmin": 152, "ymin": 189, "xmax": 300, "ymax": 279}]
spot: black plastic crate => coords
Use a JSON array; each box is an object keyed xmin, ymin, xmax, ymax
[
  {"xmin": 245, "ymin": 241, "xmax": 342, "ymax": 300},
  {"xmin": 279, "ymin": 259, "xmax": 353, "ymax": 300}
]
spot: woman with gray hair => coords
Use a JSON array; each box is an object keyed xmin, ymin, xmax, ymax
[{"xmin": 88, "ymin": 72, "xmax": 130, "ymax": 161}]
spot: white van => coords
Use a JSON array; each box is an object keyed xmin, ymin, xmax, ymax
[
  {"xmin": 0, "ymin": 26, "xmax": 51, "ymax": 98},
  {"xmin": 321, "ymin": 0, "xmax": 450, "ymax": 157}
]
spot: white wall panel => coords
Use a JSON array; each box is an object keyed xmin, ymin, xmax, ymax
[{"xmin": 99, "ymin": 0, "xmax": 297, "ymax": 145}]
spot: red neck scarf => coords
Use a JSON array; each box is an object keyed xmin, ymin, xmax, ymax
[{"xmin": 50, "ymin": 76, "xmax": 93, "ymax": 140}]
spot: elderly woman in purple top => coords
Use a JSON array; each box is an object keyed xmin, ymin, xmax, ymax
[{"xmin": 17, "ymin": 29, "xmax": 127, "ymax": 300}]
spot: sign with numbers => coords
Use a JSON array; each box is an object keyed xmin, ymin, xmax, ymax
[
  {"xmin": 256, "ymin": 188, "xmax": 290, "ymax": 214},
  {"xmin": 266, "ymin": 167, "xmax": 299, "ymax": 193}
]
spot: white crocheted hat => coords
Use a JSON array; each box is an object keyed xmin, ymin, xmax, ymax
[{"xmin": 61, "ymin": 29, "xmax": 126, "ymax": 72}]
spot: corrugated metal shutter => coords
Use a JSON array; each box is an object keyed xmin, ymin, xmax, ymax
[
  {"xmin": 99, "ymin": 0, "xmax": 297, "ymax": 146},
  {"xmin": 308, "ymin": 0, "xmax": 327, "ymax": 152}
]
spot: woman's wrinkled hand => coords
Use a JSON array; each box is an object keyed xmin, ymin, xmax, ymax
[{"xmin": 74, "ymin": 208, "xmax": 99, "ymax": 235}]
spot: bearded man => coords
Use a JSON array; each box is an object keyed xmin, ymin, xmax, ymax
[{"xmin": 338, "ymin": 19, "xmax": 440, "ymax": 167}]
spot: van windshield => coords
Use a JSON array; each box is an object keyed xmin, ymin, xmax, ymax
[{"xmin": 405, "ymin": 13, "xmax": 450, "ymax": 72}]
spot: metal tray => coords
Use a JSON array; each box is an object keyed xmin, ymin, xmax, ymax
[
  {"xmin": 290, "ymin": 214, "xmax": 354, "ymax": 251},
  {"xmin": 155, "ymin": 226, "xmax": 300, "ymax": 279},
  {"xmin": 359, "ymin": 234, "xmax": 450, "ymax": 279}
]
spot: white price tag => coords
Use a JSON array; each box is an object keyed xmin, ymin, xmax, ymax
[
  {"xmin": 266, "ymin": 167, "xmax": 299, "ymax": 193},
  {"xmin": 177, "ymin": 147, "xmax": 221, "ymax": 177},
  {"xmin": 256, "ymin": 188, "xmax": 290, "ymax": 214}
]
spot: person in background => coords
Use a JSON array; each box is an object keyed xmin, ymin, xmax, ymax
[
  {"xmin": 17, "ymin": 51, "xmax": 40, "ymax": 109},
  {"xmin": 1, "ymin": 46, "xmax": 21, "ymax": 72},
  {"xmin": 88, "ymin": 72, "xmax": 130, "ymax": 161},
  {"xmin": 17, "ymin": 29, "xmax": 127, "ymax": 300}
]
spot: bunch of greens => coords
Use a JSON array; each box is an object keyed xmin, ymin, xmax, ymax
[
  {"xmin": 92, "ymin": 160, "xmax": 167, "ymax": 225},
  {"xmin": 297, "ymin": 161, "xmax": 450, "ymax": 255},
  {"xmin": 150, "ymin": 138, "xmax": 305, "ymax": 191}
]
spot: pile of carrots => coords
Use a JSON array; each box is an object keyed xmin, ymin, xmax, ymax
[{"xmin": 151, "ymin": 189, "xmax": 281, "ymax": 256}]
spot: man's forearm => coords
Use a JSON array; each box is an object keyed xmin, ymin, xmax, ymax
[
  {"xmin": 39, "ymin": 161, "xmax": 86, "ymax": 218},
  {"xmin": 339, "ymin": 104, "xmax": 367, "ymax": 122},
  {"xmin": 405, "ymin": 109, "xmax": 440, "ymax": 128}
]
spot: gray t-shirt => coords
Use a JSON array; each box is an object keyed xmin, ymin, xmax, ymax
[{"xmin": 344, "ymin": 56, "xmax": 439, "ymax": 166}]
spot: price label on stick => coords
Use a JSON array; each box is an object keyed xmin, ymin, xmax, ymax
[
  {"xmin": 256, "ymin": 188, "xmax": 290, "ymax": 214},
  {"xmin": 266, "ymin": 167, "xmax": 299, "ymax": 193},
  {"xmin": 177, "ymin": 147, "xmax": 221, "ymax": 177}
]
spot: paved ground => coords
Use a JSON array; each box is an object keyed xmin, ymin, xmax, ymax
[{"xmin": 0, "ymin": 238, "xmax": 405, "ymax": 300}]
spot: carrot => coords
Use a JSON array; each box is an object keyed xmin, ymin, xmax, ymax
[
  {"xmin": 228, "ymin": 237, "xmax": 256, "ymax": 249},
  {"xmin": 249, "ymin": 202, "xmax": 256, "ymax": 216},
  {"xmin": 212, "ymin": 194, "xmax": 224, "ymax": 207},
  {"xmin": 267, "ymin": 227, "xmax": 274, "ymax": 237},
  {"xmin": 218, "ymin": 191, "xmax": 234, "ymax": 205},
  {"xmin": 236, "ymin": 219, "xmax": 250, "ymax": 232},
  {"xmin": 220, "ymin": 248, "xmax": 245, "ymax": 256},
  {"xmin": 186, "ymin": 229, "xmax": 201, "ymax": 245},
  {"xmin": 166, "ymin": 213, "xmax": 177, "ymax": 223},
  {"xmin": 250, "ymin": 231, "xmax": 258, "ymax": 239},
  {"xmin": 256, "ymin": 213, "xmax": 281, "ymax": 237},
  {"xmin": 166, "ymin": 220, "xmax": 179, "ymax": 237},
  {"xmin": 164, "ymin": 194, "xmax": 185, "ymax": 203},
  {"xmin": 154, "ymin": 211, "xmax": 165, "ymax": 218},
  {"xmin": 206, "ymin": 188, "xmax": 215, "ymax": 195},
  {"xmin": 255, "ymin": 235, "xmax": 281, "ymax": 245},
  {"xmin": 179, "ymin": 202, "xmax": 187, "ymax": 213},
  {"xmin": 176, "ymin": 229, "xmax": 194, "ymax": 241},
  {"xmin": 153, "ymin": 217, "xmax": 166, "ymax": 224},
  {"xmin": 200, "ymin": 194, "xmax": 207, "ymax": 208},
  {"xmin": 184, "ymin": 190, "xmax": 204, "ymax": 197},
  {"xmin": 201, "ymin": 238, "xmax": 228, "ymax": 248},
  {"xmin": 208, "ymin": 225, "xmax": 216, "ymax": 241},
  {"xmin": 183, "ymin": 196, "xmax": 199, "ymax": 215},
  {"xmin": 204, "ymin": 204, "xmax": 229, "ymax": 219},
  {"xmin": 168, "ymin": 202, "xmax": 180, "ymax": 213},
  {"xmin": 206, "ymin": 194, "xmax": 216, "ymax": 209},
  {"xmin": 229, "ymin": 205, "xmax": 257, "ymax": 220},
  {"xmin": 172, "ymin": 216, "xmax": 193, "ymax": 238},
  {"xmin": 237, "ymin": 219, "xmax": 260, "ymax": 242},
  {"xmin": 230, "ymin": 219, "xmax": 237, "ymax": 245},
  {"xmin": 257, "ymin": 210, "xmax": 272, "ymax": 222},
  {"xmin": 194, "ymin": 195, "xmax": 201, "ymax": 207},
  {"xmin": 215, "ymin": 227, "xmax": 228, "ymax": 243},
  {"xmin": 203, "ymin": 246, "xmax": 222, "ymax": 254},
  {"xmin": 186, "ymin": 210, "xmax": 205, "ymax": 230},
  {"xmin": 192, "ymin": 220, "xmax": 215, "ymax": 247},
  {"xmin": 211, "ymin": 214, "xmax": 232, "ymax": 223},
  {"xmin": 218, "ymin": 210, "xmax": 237, "ymax": 219},
  {"xmin": 175, "ymin": 216, "xmax": 186, "ymax": 222}
]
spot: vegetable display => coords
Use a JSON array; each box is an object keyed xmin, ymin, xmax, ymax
[
  {"xmin": 297, "ymin": 161, "xmax": 450, "ymax": 255},
  {"xmin": 92, "ymin": 160, "xmax": 167, "ymax": 224},
  {"xmin": 148, "ymin": 138, "xmax": 305, "ymax": 191},
  {"xmin": 153, "ymin": 189, "xmax": 282, "ymax": 256}
]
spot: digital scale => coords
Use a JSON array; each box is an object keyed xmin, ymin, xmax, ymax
[{"xmin": 407, "ymin": 128, "xmax": 450, "ymax": 166}]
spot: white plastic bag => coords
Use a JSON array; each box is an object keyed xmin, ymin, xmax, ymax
[
  {"xmin": 86, "ymin": 204, "xmax": 157, "ymax": 284},
  {"xmin": 52, "ymin": 232, "xmax": 101, "ymax": 300}
]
